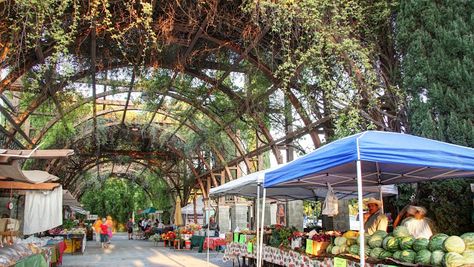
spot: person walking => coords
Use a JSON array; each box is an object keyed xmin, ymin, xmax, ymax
[
  {"xmin": 126, "ymin": 218, "xmax": 134, "ymax": 240},
  {"xmin": 93, "ymin": 217, "xmax": 102, "ymax": 243},
  {"xmin": 100, "ymin": 218, "xmax": 109, "ymax": 248},
  {"xmin": 106, "ymin": 215, "xmax": 113, "ymax": 244}
]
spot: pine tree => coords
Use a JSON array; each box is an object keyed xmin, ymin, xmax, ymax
[{"xmin": 396, "ymin": 0, "xmax": 474, "ymax": 234}]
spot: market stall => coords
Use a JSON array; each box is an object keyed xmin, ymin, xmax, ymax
[{"xmin": 262, "ymin": 131, "xmax": 474, "ymax": 266}]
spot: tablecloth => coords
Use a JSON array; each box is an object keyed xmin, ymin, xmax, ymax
[
  {"xmin": 190, "ymin": 235, "xmax": 205, "ymax": 253},
  {"xmin": 223, "ymin": 242, "xmax": 388, "ymax": 267},
  {"xmin": 14, "ymin": 254, "xmax": 48, "ymax": 267},
  {"xmin": 203, "ymin": 237, "xmax": 227, "ymax": 250}
]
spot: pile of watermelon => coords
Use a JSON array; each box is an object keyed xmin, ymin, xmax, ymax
[{"xmin": 325, "ymin": 227, "xmax": 474, "ymax": 267}]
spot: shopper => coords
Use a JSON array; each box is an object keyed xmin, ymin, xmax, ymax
[
  {"xmin": 126, "ymin": 218, "xmax": 134, "ymax": 240},
  {"xmin": 100, "ymin": 218, "xmax": 109, "ymax": 248},
  {"xmin": 106, "ymin": 215, "xmax": 113, "ymax": 244},
  {"xmin": 93, "ymin": 217, "xmax": 102, "ymax": 243}
]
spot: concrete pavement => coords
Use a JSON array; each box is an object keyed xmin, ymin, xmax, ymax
[{"xmin": 62, "ymin": 233, "xmax": 233, "ymax": 267}]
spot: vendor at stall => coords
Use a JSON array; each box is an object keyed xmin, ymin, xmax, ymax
[
  {"xmin": 204, "ymin": 216, "xmax": 219, "ymax": 236},
  {"xmin": 401, "ymin": 205, "xmax": 434, "ymax": 239},
  {"xmin": 363, "ymin": 198, "xmax": 388, "ymax": 235}
]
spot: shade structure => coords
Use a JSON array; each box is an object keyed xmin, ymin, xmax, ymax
[
  {"xmin": 209, "ymin": 165, "xmax": 398, "ymax": 200},
  {"xmin": 174, "ymin": 199, "xmax": 183, "ymax": 226},
  {"xmin": 63, "ymin": 190, "xmax": 81, "ymax": 207},
  {"xmin": 141, "ymin": 207, "xmax": 157, "ymax": 214},
  {"xmin": 265, "ymin": 131, "xmax": 474, "ymax": 188},
  {"xmin": 181, "ymin": 196, "xmax": 204, "ymax": 215},
  {"xmin": 264, "ymin": 130, "xmax": 474, "ymax": 266}
]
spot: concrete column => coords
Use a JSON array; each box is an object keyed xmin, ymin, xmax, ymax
[
  {"xmin": 218, "ymin": 205, "xmax": 231, "ymax": 232},
  {"xmin": 287, "ymin": 200, "xmax": 304, "ymax": 231},
  {"xmin": 230, "ymin": 204, "xmax": 248, "ymax": 231}
]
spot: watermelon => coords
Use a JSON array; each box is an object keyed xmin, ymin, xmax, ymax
[
  {"xmin": 369, "ymin": 234, "xmax": 385, "ymax": 248},
  {"xmin": 443, "ymin": 236, "xmax": 466, "ymax": 254},
  {"xmin": 334, "ymin": 237, "xmax": 347, "ymax": 246},
  {"xmin": 346, "ymin": 238, "xmax": 356, "ymax": 246},
  {"xmin": 460, "ymin": 232, "xmax": 474, "ymax": 250},
  {"xmin": 370, "ymin": 247, "xmax": 384, "ymax": 259},
  {"xmin": 349, "ymin": 244, "xmax": 359, "ymax": 255},
  {"xmin": 400, "ymin": 236, "xmax": 415, "ymax": 250},
  {"xmin": 384, "ymin": 236, "xmax": 399, "ymax": 252},
  {"xmin": 429, "ymin": 234, "xmax": 449, "ymax": 251},
  {"xmin": 379, "ymin": 250, "xmax": 393, "ymax": 259},
  {"xmin": 415, "ymin": 249, "xmax": 432, "ymax": 264},
  {"xmin": 413, "ymin": 238, "xmax": 430, "ymax": 252},
  {"xmin": 443, "ymin": 252, "xmax": 465, "ymax": 267},
  {"xmin": 400, "ymin": 249, "xmax": 416, "ymax": 263},
  {"xmin": 373, "ymin": 230, "xmax": 388, "ymax": 238},
  {"xmin": 326, "ymin": 244, "xmax": 333, "ymax": 254},
  {"xmin": 357, "ymin": 234, "xmax": 370, "ymax": 245},
  {"xmin": 339, "ymin": 244, "xmax": 348, "ymax": 253},
  {"xmin": 365, "ymin": 247, "xmax": 371, "ymax": 257},
  {"xmin": 331, "ymin": 245, "xmax": 341, "ymax": 255},
  {"xmin": 430, "ymin": 250, "xmax": 445, "ymax": 266},
  {"xmin": 392, "ymin": 250, "xmax": 402, "ymax": 260},
  {"xmin": 393, "ymin": 226, "xmax": 411, "ymax": 237}
]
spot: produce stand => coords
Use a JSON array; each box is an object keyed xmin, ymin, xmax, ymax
[
  {"xmin": 264, "ymin": 131, "xmax": 474, "ymax": 266},
  {"xmin": 49, "ymin": 234, "xmax": 85, "ymax": 255},
  {"xmin": 14, "ymin": 253, "xmax": 48, "ymax": 267}
]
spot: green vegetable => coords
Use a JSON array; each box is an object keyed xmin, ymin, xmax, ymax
[
  {"xmin": 349, "ymin": 244, "xmax": 359, "ymax": 255},
  {"xmin": 326, "ymin": 244, "xmax": 333, "ymax": 254},
  {"xmin": 331, "ymin": 245, "xmax": 341, "ymax": 255},
  {"xmin": 392, "ymin": 250, "xmax": 402, "ymax": 260},
  {"xmin": 334, "ymin": 237, "xmax": 347, "ymax": 246}
]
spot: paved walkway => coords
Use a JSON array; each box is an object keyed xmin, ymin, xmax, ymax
[{"xmin": 62, "ymin": 233, "xmax": 233, "ymax": 267}]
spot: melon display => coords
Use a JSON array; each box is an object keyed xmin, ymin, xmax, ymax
[
  {"xmin": 429, "ymin": 234, "xmax": 449, "ymax": 251},
  {"xmin": 400, "ymin": 249, "xmax": 416, "ymax": 263},
  {"xmin": 415, "ymin": 249, "xmax": 431, "ymax": 265},
  {"xmin": 383, "ymin": 236, "xmax": 399, "ymax": 252},
  {"xmin": 393, "ymin": 226, "xmax": 410, "ymax": 238},
  {"xmin": 443, "ymin": 236, "xmax": 466, "ymax": 254},
  {"xmin": 400, "ymin": 236, "xmax": 415, "ymax": 250},
  {"xmin": 460, "ymin": 232, "xmax": 474, "ymax": 250},
  {"xmin": 413, "ymin": 238, "xmax": 429, "ymax": 252},
  {"xmin": 430, "ymin": 250, "xmax": 445, "ymax": 266}
]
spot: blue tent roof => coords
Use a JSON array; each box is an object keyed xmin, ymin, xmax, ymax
[{"xmin": 264, "ymin": 131, "xmax": 474, "ymax": 188}]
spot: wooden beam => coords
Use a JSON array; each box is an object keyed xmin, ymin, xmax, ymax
[{"xmin": 0, "ymin": 181, "xmax": 60, "ymax": 190}]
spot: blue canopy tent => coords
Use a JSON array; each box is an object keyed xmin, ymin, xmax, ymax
[{"xmin": 262, "ymin": 131, "xmax": 474, "ymax": 266}]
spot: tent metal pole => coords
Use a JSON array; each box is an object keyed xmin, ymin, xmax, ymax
[
  {"xmin": 206, "ymin": 199, "xmax": 210, "ymax": 267},
  {"xmin": 379, "ymin": 185, "xmax": 384, "ymax": 214},
  {"xmin": 357, "ymin": 160, "xmax": 365, "ymax": 266},
  {"xmin": 258, "ymin": 188, "xmax": 266, "ymax": 267},
  {"xmin": 256, "ymin": 183, "xmax": 261, "ymax": 267}
]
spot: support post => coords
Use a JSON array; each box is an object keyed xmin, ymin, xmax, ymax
[{"xmin": 357, "ymin": 160, "xmax": 365, "ymax": 266}]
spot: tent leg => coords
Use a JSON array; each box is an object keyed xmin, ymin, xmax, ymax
[
  {"xmin": 357, "ymin": 160, "xmax": 365, "ymax": 266},
  {"xmin": 379, "ymin": 185, "xmax": 384, "ymax": 214},
  {"xmin": 258, "ymin": 188, "xmax": 266, "ymax": 267},
  {"xmin": 206, "ymin": 199, "xmax": 210, "ymax": 267},
  {"xmin": 256, "ymin": 183, "xmax": 260, "ymax": 267}
]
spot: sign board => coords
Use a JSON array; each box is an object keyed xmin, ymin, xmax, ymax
[
  {"xmin": 334, "ymin": 257, "xmax": 347, "ymax": 267},
  {"xmin": 87, "ymin": 214, "xmax": 98, "ymax": 221}
]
